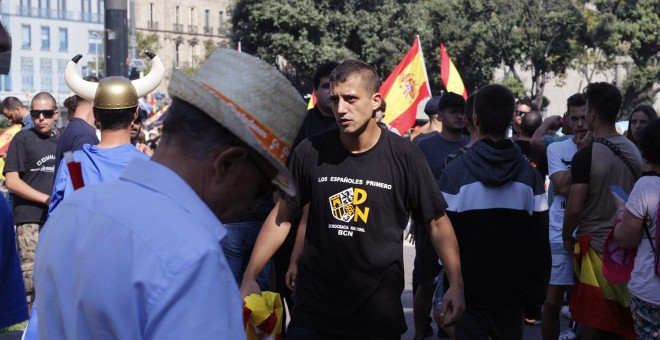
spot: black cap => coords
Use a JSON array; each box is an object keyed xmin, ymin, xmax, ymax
[
  {"xmin": 438, "ymin": 92, "xmax": 465, "ymax": 111},
  {"xmin": 424, "ymin": 96, "xmax": 442, "ymax": 115}
]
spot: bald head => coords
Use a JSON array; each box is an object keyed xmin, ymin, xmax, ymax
[{"xmin": 520, "ymin": 111, "xmax": 542, "ymax": 138}]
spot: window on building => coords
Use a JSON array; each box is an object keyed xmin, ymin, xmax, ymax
[
  {"xmin": 82, "ymin": 0, "xmax": 91, "ymax": 21},
  {"xmin": 219, "ymin": 11, "xmax": 224, "ymax": 29},
  {"xmin": 58, "ymin": 60, "xmax": 67, "ymax": 93},
  {"xmin": 59, "ymin": 28, "xmax": 67, "ymax": 51},
  {"xmin": 98, "ymin": 0, "xmax": 105, "ymax": 21},
  {"xmin": 40, "ymin": 58, "xmax": 53, "ymax": 92},
  {"xmin": 175, "ymin": 43, "xmax": 180, "ymax": 68},
  {"xmin": 39, "ymin": 0, "xmax": 50, "ymax": 18},
  {"xmin": 150, "ymin": 3, "xmax": 154, "ymax": 23},
  {"xmin": 21, "ymin": 57, "xmax": 34, "ymax": 92},
  {"xmin": 41, "ymin": 26, "xmax": 50, "ymax": 50},
  {"xmin": 176, "ymin": 6, "xmax": 180, "ymax": 24},
  {"xmin": 1, "ymin": 74, "xmax": 12, "ymax": 92},
  {"xmin": 22, "ymin": 25, "xmax": 31, "ymax": 49},
  {"xmin": 88, "ymin": 31, "xmax": 103, "ymax": 53},
  {"xmin": 204, "ymin": 9, "xmax": 210, "ymax": 33},
  {"xmin": 20, "ymin": 0, "xmax": 30, "ymax": 15},
  {"xmin": 57, "ymin": 0, "xmax": 67, "ymax": 19}
]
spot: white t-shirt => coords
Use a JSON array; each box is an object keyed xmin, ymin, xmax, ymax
[
  {"xmin": 547, "ymin": 138, "xmax": 577, "ymax": 244},
  {"xmin": 626, "ymin": 175, "xmax": 660, "ymax": 305}
]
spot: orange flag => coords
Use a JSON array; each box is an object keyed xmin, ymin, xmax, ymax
[
  {"xmin": 307, "ymin": 90, "xmax": 317, "ymax": 110},
  {"xmin": 440, "ymin": 43, "xmax": 468, "ymax": 99},
  {"xmin": 380, "ymin": 36, "xmax": 431, "ymax": 133}
]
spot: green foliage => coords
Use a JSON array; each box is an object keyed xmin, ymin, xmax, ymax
[
  {"xmin": 0, "ymin": 116, "xmax": 10, "ymax": 129},
  {"xmin": 136, "ymin": 31, "xmax": 161, "ymax": 74},
  {"xmin": 588, "ymin": 0, "xmax": 660, "ymax": 117},
  {"xmin": 501, "ymin": 77, "xmax": 527, "ymax": 98}
]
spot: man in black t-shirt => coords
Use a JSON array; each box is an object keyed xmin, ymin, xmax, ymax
[
  {"xmin": 241, "ymin": 60, "xmax": 465, "ymax": 338},
  {"xmin": 3, "ymin": 92, "xmax": 59, "ymax": 307}
]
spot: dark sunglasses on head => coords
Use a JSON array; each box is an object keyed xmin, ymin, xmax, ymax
[
  {"xmin": 30, "ymin": 110, "xmax": 55, "ymax": 119},
  {"xmin": 514, "ymin": 110, "xmax": 527, "ymax": 117}
]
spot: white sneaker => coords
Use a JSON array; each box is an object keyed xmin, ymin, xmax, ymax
[
  {"xmin": 560, "ymin": 305, "xmax": 572, "ymax": 319},
  {"xmin": 558, "ymin": 329, "xmax": 576, "ymax": 340}
]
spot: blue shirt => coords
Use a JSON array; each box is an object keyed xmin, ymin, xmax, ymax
[
  {"xmin": 49, "ymin": 143, "xmax": 149, "ymax": 214},
  {"xmin": 21, "ymin": 114, "xmax": 33, "ymax": 130},
  {"xmin": 0, "ymin": 194, "xmax": 29, "ymax": 329},
  {"xmin": 34, "ymin": 158, "xmax": 244, "ymax": 339},
  {"xmin": 416, "ymin": 134, "xmax": 470, "ymax": 181}
]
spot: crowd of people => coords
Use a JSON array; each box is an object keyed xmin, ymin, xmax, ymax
[{"xmin": 0, "ymin": 47, "xmax": 658, "ymax": 340}]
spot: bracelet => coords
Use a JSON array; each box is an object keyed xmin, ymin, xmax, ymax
[{"xmin": 615, "ymin": 208, "xmax": 624, "ymax": 224}]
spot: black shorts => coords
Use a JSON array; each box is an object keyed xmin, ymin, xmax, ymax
[
  {"xmin": 413, "ymin": 219, "xmax": 441, "ymax": 286},
  {"xmin": 454, "ymin": 304, "xmax": 524, "ymax": 340}
]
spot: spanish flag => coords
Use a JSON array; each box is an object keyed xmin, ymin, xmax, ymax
[
  {"xmin": 307, "ymin": 90, "xmax": 317, "ymax": 110},
  {"xmin": 0, "ymin": 124, "xmax": 21, "ymax": 154},
  {"xmin": 380, "ymin": 36, "xmax": 431, "ymax": 134},
  {"xmin": 440, "ymin": 43, "xmax": 468, "ymax": 99}
]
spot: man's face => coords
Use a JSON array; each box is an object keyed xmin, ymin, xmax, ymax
[
  {"xmin": 439, "ymin": 106, "xmax": 465, "ymax": 132},
  {"xmin": 2, "ymin": 107, "xmax": 20, "ymax": 124},
  {"xmin": 30, "ymin": 99, "xmax": 59, "ymax": 135},
  {"xmin": 130, "ymin": 118, "xmax": 143, "ymax": 142},
  {"xmin": 315, "ymin": 76, "xmax": 333, "ymax": 117},
  {"xmin": 330, "ymin": 75, "xmax": 380, "ymax": 136},
  {"xmin": 568, "ymin": 105, "xmax": 587, "ymax": 141},
  {"xmin": 584, "ymin": 100, "xmax": 595, "ymax": 131},
  {"xmin": 513, "ymin": 103, "xmax": 532, "ymax": 128}
]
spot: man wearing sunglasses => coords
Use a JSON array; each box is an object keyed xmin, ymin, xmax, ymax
[
  {"xmin": 2, "ymin": 92, "xmax": 59, "ymax": 309},
  {"xmin": 507, "ymin": 97, "xmax": 534, "ymax": 141}
]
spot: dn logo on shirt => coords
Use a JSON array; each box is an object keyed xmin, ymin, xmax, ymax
[{"xmin": 329, "ymin": 187, "xmax": 369, "ymax": 223}]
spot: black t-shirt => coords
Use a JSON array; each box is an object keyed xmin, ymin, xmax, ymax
[
  {"xmin": 54, "ymin": 117, "xmax": 99, "ymax": 172},
  {"xmin": 3, "ymin": 128, "xmax": 58, "ymax": 224},
  {"xmin": 515, "ymin": 139, "xmax": 548, "ymax": 178},
  {"xmin": 284, "ymin": 128, "xmax": 447, "ymax": 337},
  {"xmin": 291, "ymin": 107, "xmax": 337, "ymax": 152}
]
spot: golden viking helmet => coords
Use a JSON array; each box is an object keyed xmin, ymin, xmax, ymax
[{"xmin": 64, "ymin": 50, "xmax": 164, "ymax": 109}]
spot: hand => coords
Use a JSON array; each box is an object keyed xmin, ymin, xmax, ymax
[
  {"xmin": 544, "ymin": 115, "xmax": 563, "ymax": 129},
  {"xmin": 135, "ymin": 143, "xmax": 154, "ymax": 157},
  {"xmin": 439, "ymin": 285, "xmax": 465, "ymax": 327},
  {"xmin": 563, "ymin": 237, "xmax": 575, "ymax": 254},
  {"xmin": 610, "ymin": 191, "xmax": 626, "ymax": 210},
  {"xmin": 404, "ymin": 229, "xmax": 415, "ymax": 245},
  {"xmin": 577, "ymin": 131, "xmax": 594, "ymax": 149},
  {"xmin": 239, "ymin": 278, "xmax": 261, "ymax": 300},
  {"xmin": 285, "ymin": 262, "xmax": 298, "ymax": 291}
]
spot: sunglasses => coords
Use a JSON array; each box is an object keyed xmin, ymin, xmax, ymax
[
  {"xmin": 30, "ymin": 110, "xmax": 56, "ymax": 119},
  {"xmin": 514, "ymin": 110, "xmax": 527, "ymax": 117}
]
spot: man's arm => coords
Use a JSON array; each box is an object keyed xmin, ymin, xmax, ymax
[
  {"xmin": 562, "ymin": 183, "xmax": 588, "ymax": 253},
  {"xmin": 285, "ymin": 204, "xmax": 308, "ymax": 290},
  {"xmin": 4, "ymin": 172, "xmax": 49, "ymax": 206},
  {"xmin": 531, "ymin": 115, "xmax": 561, "ymax": 153},
  {"xmin": 550, "ymin": 171, "xmax": 572, "ymax": 197},
  {"xmin": 241, "ymin": 198, "xmax": 294, "ymax": 297},
  {"xmin": 427, "ymin": 214, "xmax": 464, "ymax": 327}
]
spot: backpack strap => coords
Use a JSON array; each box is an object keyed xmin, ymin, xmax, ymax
[{"xmin": 593, "ymin": 138, "xmax": 638, "ymax": 180}]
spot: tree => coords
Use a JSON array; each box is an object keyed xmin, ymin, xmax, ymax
[
  {"xmin": 588, "ymin": 0, "xmax": 660, "ymax": 117},
  {"xmin": 136, "ymin": 31, "xmax": 161, "ymax": 73},
  {"xmin": 231, "ymin": 0, "xmax": 426, "ymax": 93}
]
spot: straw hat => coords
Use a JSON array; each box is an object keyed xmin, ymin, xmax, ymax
[{"xmin": 168, "ymin": 49, "xmax": 306, "ymax": 196}]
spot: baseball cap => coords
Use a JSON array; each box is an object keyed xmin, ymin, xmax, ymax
[
  {"xmin": 424, "ymin": 96, "xmax": 441, "ymax": 115},
  {"xmin": 167, "ymin": 49, "xmax": 306, "ymax": 196},
  {"xmin": 438, "ymin": 92, "xmax": 465, "ymax": 110}
]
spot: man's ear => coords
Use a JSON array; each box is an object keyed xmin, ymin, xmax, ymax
[
  {"xmin": 211, "ymin": 145, "xmax": 249, "ymax": 180},
  {"xmin": 371, "ymin": 92, "xmax": 382, "ymax": 114}
]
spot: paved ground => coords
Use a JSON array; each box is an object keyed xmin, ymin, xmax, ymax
[{"xmin": 400, "ymin": 242, "xmax": 570, "ymax": 340}]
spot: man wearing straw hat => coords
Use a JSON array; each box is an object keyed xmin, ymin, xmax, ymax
[
  {"xmin": 242, "ymin": 60, "xmax": 465, "ymax": 338},
  {"xmin": 32, "ymin": 49, "xmax": 305, "ymax": 338}
]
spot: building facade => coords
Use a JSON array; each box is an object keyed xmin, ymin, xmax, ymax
[{"xmin": 132, "ymin": 0, "xmax": 232, "ymax": 95}]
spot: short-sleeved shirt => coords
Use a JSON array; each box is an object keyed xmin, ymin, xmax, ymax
[
  {"xmin": 0, "ymin": 194, "xmax": 29, "ymax": 329},
  {"xmin": 54, "ymin": 117, "xmax": 99, "ymax": 172},
  {"xmin": 571, "ymin": 135, "xmax": 643, "ymax": 252},
  {"xmin": 3, "ymin": 128, "xmax": 58, "ymax": 224},
  {"xmin": 417, "ymin": 134, "xmax": 470, "ymax": 181},
  {"xmin": 291, "ymin": 107, "xmax": 337, "ymax": 152},
  {"xmin": 625, "ymin": 175, "xmax": 660, "ymax": 305},
  {"xmin": 284, "ymin": 128, "xmax": 447, "ymax": 337},
  {"xmin": 547, "ymin": 138, "xmax": 577, "ymax": 244}
]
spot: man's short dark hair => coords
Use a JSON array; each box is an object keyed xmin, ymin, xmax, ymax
[
  {"xmin": 583, "ymin": 82, "xmax": 621, "ymax": 125},
  {"xmin": 379, "ymin": 99, "xmax": 386, "ymax": 114},
  {"xmin": 93, "ymin": 107, "xmax": 136, "ymax": 131},
  {"xmin": 161, "ymin": 98, "xmax": 244, "ymax": 160},
  {"xmin": 31, "ymin": 92, "xmax": 58, "ymax": 110},
  {"xmin": 63, "ymin": 95, "xmax": 78, "ymax": 114},
  {"xmin": 1, "ymin": 96, "xmax": 25, "ymax": 111},
  {"xmin": 330, "ymin": 60, "xmax": 380, "ymax": 95},
  {"xmin": 515, "ymin": 97, "xmax": 537, "ymax": 111},
  {"xmin": 313, "ymin": 61, "xmax": 339, "ymax": 90},
  {"xmin": 474, "ymin": 84, "xmax": 515, "ymax": 136},
  {"xmin": 521, "ymin": 111, "xmax": 542, "ymax": 137},
  {"xmin": 566, "ymin": 93, "xmax": 586, "ymax": 114},
  {"xmin": 640, "ymin": 119, "xmax": 660, "ymax": 165}
]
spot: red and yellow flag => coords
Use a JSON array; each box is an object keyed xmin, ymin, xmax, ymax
[
  {"xmin": 307, "ymin": 90, "xmax": 317, "ymax": 110},
  {"xmin": 440, "ymin": 43, "xmax": 467, "ymax": 99},
  {"xmin": 0, "ymin": 124, "xmax": 21, "ymax": 154},
  {"xmin": 380, "ymin": 36, "xmax": 431, "ymax": 134}
]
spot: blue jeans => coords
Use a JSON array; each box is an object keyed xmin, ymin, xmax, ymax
[{"xmin": 220, "ymin": 221, "xmax": 270, "ymax": 290}]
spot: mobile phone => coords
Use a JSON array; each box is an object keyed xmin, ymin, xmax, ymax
[{"xmin": 609, "ymin": 185, "xmax": 629, "ymax": 202}]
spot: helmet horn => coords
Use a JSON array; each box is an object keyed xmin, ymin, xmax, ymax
[
  {"xmin": 64, "ymin": 54, "xmax": 98, "ymax": 101},
  {"xmin": 132, "ymin": 50, "xmax": 164, "ymax": 97}
]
